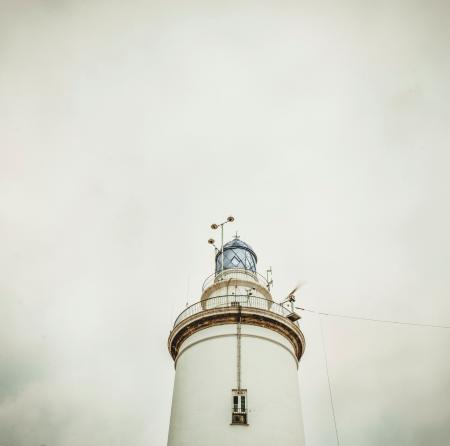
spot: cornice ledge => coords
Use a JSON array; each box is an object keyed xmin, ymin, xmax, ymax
[{"xmin": 168, "ymin": 306, "xmax": 305, "ymax": 362}]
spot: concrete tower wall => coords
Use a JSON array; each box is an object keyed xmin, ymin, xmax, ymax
[{"xmin": 167, "ymin": 323, "xmax": 305, "ymax": 446}]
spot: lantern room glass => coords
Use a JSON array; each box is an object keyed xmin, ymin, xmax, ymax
[{"xmin": 215, "ymin": 239, "xmax": 257, "ymax": 273}]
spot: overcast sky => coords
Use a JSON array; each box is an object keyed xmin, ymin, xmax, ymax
[{"xmin": 1, "ymin": 1, "xmax": 449, "ymax": 445}]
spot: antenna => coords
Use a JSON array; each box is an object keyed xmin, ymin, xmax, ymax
[
  {"xmin": 185, "ymin": 276, "xmax": 190, "ymax": 308},
  {"xmin": 266, "ymin": 267, "xmax": 273, "ymax": 291}
]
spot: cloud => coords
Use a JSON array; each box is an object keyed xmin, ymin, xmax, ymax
[{"xmin": 1, "ymin": 0, "xmax": 449, "ymax": 445}]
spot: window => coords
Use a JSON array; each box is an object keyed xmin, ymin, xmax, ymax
[{"xmin": 231, "ymin": 389, "xmax": 248, "ymax": 425}]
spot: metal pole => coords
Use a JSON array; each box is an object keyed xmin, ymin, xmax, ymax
[
  {"xmin": 237, "ymin": 305, "xmax": 242, "ymax": 391},
  {"xmin": 221, "ymin": 223, "xmax": 224, "ymax": 274}
]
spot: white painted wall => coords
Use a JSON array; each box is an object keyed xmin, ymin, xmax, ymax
[{"xmin": 167, "ymin": 323, "xmax": 305, "ymax": 446}]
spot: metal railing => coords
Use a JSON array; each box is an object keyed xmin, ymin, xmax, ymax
[
  {"xmin": 202, "ymin": 268, "xmax": 270, "ymax": 291},
  {"xmin": 173, "ymin": 294, "xmax": 291, "ymax": 327}
]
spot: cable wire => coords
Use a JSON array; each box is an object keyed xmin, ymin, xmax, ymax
[
  {"xmin": 297, "ymin": 305, "xmax": 449, "ymax": 446},
  {"xmin": 298, "ymin": 308, "xmax": 450, "ymax": 329},
  {"xmin": 319, "ymin": 313, "xmax": 341, "ymax": 446}
]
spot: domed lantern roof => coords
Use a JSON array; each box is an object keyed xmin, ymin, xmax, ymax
[{"xmin": 215, "ymin": 237, "xmax": 257, "ymax": 273}]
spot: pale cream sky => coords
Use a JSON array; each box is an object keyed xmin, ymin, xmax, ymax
[{"xmin": 1, "ymin": 1, "xmax": 449, "ymax": 445}]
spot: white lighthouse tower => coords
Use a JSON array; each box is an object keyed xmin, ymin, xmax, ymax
[{"xmin": 167, "ymin": 225, "xmax": 306, "ymax": 446}]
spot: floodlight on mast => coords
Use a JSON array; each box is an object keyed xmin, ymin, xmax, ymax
[
  {"xmin": 210, "ymin": 216, "xmax": 235, "ymax": 273},
  {"xmin": 207, "ymin": 237, "xmax": 220, "ymax": 255}
]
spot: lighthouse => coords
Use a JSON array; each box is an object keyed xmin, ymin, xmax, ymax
[{"xmin": 167, "ymin": 226, "xmax": 306, "ymax": 446}]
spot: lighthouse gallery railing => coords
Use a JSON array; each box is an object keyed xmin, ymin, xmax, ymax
[
  {"xmin": 173, "ymin": 295, "xmax": 292, "ymax": 327},
  {"xmin": 201, "ymin": 268, "xmax": 270, "ymax": 291}
]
